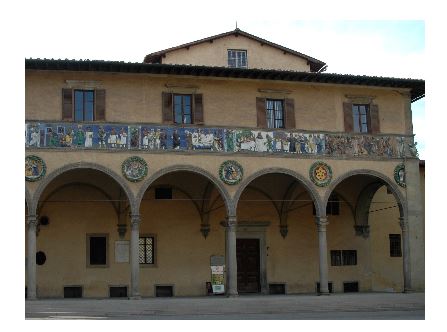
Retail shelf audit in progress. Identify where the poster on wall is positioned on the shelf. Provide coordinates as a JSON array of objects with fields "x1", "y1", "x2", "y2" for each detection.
[{"x1": 210, "y1": 255, "x2": 225, "y2": 294}]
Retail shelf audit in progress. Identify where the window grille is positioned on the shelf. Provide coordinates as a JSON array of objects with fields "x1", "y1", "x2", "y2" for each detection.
[
  {"x1": 389, "y1": 234, "x2": 402, "y2": 257},
  {"x1": 331, "y1": 250, "x2": 357, "y2": 266},
  {"x1": 139, "y1": 236, "x2": 154, "y2": 264}
]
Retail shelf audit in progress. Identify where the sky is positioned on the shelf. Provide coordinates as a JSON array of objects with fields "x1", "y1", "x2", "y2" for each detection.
[{"x1": 5, "y1": 0, "x2": 445, "y2": 327}]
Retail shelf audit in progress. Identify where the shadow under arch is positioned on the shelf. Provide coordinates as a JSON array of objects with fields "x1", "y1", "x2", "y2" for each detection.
[
  {"x1": 135, "y1": 164, "x2": 234, "y2": 216},
  {"x1": 32, "y1": 162, "x2": 137, "y2": 215},
  {"x1": 323, "y1": 169, "x2": 407, "y2": 220},
  {"x1": 233, "y1": 167, "x2": 324, "y2": 217}
]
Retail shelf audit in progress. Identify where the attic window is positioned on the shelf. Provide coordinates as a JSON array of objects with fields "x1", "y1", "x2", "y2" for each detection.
[{"x1": 228, "y1": 50, "x2": 247, "y2": 68}]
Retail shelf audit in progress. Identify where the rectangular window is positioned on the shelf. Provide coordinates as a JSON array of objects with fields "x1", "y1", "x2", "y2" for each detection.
[
  {"x1": 352, "y1": 104, "x2": 369, "y2": 133},
  {"x1": 228, "y1": 49, "x2": 247, "y2": 68},
  {"x1": 173, "y1": 94, "x2": 192, "y2": 124},
  {"x1": 266, "y1": 99, "x2": 284, "y2": 128},
  {"x1": 87, "y1": 234, "x2": 108, "y2": 266},
  {"x1": 139, "y1": 236, "x2": 155, "y2": 265},
  {"x1": 74, "y1": 90, "x2": 95, "y2": 122},
  {"x1": 389, "y1": 234, "x2": 402, "y2": 257},
  {"x1": 331, "y1": 250, "x2": 357, "y2": 266}
]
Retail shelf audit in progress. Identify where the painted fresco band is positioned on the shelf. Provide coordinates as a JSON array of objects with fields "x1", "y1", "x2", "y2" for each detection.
[{"x1": 26, "y1": 122, "x2": 418, "y2": 159}]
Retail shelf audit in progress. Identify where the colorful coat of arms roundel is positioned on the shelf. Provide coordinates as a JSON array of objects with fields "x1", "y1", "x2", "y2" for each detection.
[
  {"x1": 25, "y1": 155, "x2": 46, "y2": 182},
  {"x1": 309, "y1": 161, "x2": 332, "y2": 187},
  {"x1": 219, "y1": 160, "x2": 243, "y2": 185},
  {"x1": 394, "y1": 163, "x2": 406, "y2": 188},
  {"x1": 122, "y1": 156, "x2": 148, "y2": 182}
]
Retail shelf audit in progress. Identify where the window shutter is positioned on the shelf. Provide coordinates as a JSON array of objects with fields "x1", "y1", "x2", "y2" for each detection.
[
  {"x1": 256, "y1": 97, "x2": 266, "y2": 128},
  {"x1": 193, "y1": 94, "x2": 204, "y2": 125},
  {"x1": 343, "y1": 102, "x2": 353, "y2": 132},
  {"x1": 284, "y1": 98, "x2": 296, "y2": 129},
  {"x1": 369, "y1": 104, "x2": 380, "y2": 134},
  {"x1": 95, "y1": 89, "x2": 106, "y2": 121},
  {"x1": 62, "y1": 89, "x2": 73, "y2": 121},
  {"x1": 162, "y1": 92, "x2": 173, "y2": 123}
]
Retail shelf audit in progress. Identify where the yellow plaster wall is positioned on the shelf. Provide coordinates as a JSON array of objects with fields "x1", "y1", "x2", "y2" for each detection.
[
  {"x1": 161, "y1": 34, "x2": 311, "y2": 71},
  {"x1": 25, "y1": 71, "x2": 410, "y2": 134},
  {"x1": 369, "y1": 186, "x2": 403, "y2": 292}
]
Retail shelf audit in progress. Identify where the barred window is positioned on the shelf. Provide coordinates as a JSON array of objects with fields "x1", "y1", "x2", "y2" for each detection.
[
  {"x1": 389, "y1": 234, "x2": 402, "y2": 257},
  {"x1": 331, "y1": 250, "x2": 357, "y2": 266},
  {"x1": 139, "y1": 236, "x2": 155, "y2": 265}
]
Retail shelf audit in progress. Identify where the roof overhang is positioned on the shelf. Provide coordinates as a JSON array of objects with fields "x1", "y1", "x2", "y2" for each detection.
[{"x1": 25, "y1": 58, "x2": 425, "y2": 102}]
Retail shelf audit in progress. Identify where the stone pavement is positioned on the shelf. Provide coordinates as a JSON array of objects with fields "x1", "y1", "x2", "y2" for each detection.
[{"x1": 25, "y1": 292, "x2": 425, "y2": 320}]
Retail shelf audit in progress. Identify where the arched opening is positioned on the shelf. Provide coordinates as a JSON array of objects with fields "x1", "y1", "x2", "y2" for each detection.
[
  {"x1": 30, "y1": 167, "x2": 132, "y2": 298},
  {"x1": 323, "y1": 172, "x2": 406, "y2": 293},
  {"x1": 234, "y1": 169, "x2": 322, "y2": 294},
  {"x1": 136, "y1": 168, "x2": 230, "y2": 297}
]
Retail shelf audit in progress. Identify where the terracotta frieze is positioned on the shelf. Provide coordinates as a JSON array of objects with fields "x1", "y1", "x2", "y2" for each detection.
[{"x1": 25, "y1": 122, "x2": 416, "y2": 159}]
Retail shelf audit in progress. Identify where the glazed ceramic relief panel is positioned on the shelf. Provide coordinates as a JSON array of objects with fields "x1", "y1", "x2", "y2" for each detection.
[{"x1": 25, "y1": 122, "x2": 418, "y2": 159}]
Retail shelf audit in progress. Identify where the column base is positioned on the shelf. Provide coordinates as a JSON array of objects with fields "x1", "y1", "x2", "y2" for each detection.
[
  {"x1": 128, "y1": 295, "x2": 142, "y2": 300},
  {"x1": 318, "y1": 292, "x2": 330, "y2": 296},
  {"x1": 403, "y1": 288, "x2": 414, "y2": 293},
  {"x1": 226, "y1": 290, "x2": 239, "y2": 297}
]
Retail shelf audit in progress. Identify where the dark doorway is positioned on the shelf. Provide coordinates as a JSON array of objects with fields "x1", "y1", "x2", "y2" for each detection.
[{"x1": 237, "y1": 238, "x2": 261, "y2": 293}]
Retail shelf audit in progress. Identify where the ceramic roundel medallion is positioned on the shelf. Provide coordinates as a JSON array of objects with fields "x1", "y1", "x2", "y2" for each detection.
[
  {"x1": 394, "y1": 163, "x2": 406, "y2": 188},
  {"x1": 309, "y1": 161, "x2": 332, "y2": 187},
  {"x1": 219, "y1": 160, "x2": 243, "y2": 185},
  {"x1": 25, "y1": 155, "x2": 46, "y2": 182},
  {"x1": 122, "y1": 156, "x2": 148, "y2": 182}
]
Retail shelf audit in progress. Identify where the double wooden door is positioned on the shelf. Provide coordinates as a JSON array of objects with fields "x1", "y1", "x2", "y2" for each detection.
[{"x1": 236, "y1": 238, "x2": 260, "y2": 293}]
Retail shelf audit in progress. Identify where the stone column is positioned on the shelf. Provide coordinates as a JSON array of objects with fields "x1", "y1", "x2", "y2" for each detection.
[
  {"x1": 403, "y1": 158, "x2": 424, "y2": 290},
  {"x1": 315, "y1": 216, "x2": 330, "y2": 295},
  {"x1": 399, "y1": 217, "x2": 412, "y2": 292},
  {"x1": 130, "y1": 214, "x2": 141, "y2": 299},
  {"x1": 27, "y1": 215, "x2": 38, "y2": 300},
  {"x1": 225, "y1": 216, "x2": 238, "y2": 296}
]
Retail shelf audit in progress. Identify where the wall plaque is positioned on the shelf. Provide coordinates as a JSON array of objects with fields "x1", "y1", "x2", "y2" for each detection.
[{"x1": 115, "y1": 241, "x2": 129, "y2": 263}]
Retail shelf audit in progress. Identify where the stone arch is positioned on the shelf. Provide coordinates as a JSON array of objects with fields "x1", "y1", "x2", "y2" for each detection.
[
  {"x1": 234, "y1": 167, "x2": 325, "y2": 217},
  {"x1": 135, "y1": 164, "x2": 234, "y2": 216},
  {"x1": 32, "y1": 162, "x2": 137, "y2": 215},
  {"x1": 323, "y1": 169, "x2": 407, "y2": 220},
  {"x1": 25, "y1": 186, "x2": 33, "y2": 216}
]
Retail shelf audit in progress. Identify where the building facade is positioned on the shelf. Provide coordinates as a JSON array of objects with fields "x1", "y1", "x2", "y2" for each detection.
[{"x1": 25, "y1": 29, "x2": 425, "y2": 299}]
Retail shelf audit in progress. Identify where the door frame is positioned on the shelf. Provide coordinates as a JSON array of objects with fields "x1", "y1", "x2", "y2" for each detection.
[{"x1": 236, "y1": 221, "x2": 270, "y2": 294}]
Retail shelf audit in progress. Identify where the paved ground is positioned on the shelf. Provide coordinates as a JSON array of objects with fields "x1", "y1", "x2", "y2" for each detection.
[{"x1": 25, "y1": 292, "x2": 424, "y2": 320}]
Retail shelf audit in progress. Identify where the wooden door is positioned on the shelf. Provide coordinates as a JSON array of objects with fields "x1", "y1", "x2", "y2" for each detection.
[{"x1": 236, "y1": 238, "x2": 260, "y2": 293}]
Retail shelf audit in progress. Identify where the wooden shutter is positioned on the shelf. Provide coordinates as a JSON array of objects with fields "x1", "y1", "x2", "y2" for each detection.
[
  {"x1": 256, "y1": 97, "x2": 266, "y2": 128},
  {"x1": 343, "y1": 102, "x2": 353, "y2": 132},
  {"x1": 284, "y1": 98, "x2": 296, "y2": 129},
  {"x1": 162, "y1": 92, "x2": 173, "y2": 123},
  {"x1": 369, "y1": 104, "x2": 380, "y2": 134},
  {"x1": 193, "y1": 94, "x2": 204, "y2": 125},
  {"x1": 62, "y1": 88, "x2": 73, "y2": 121},
  {"x1": 95, "y1": 89, "x2": 106, "y2": 121}
]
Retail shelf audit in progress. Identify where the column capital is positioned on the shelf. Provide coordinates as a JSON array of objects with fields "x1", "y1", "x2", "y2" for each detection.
[
  {"x1": 315, "y1": 216, "x2": 329, "y2": 229},
  {"x1": 130, "y1": 214, "x2": 141, "y2": 228},
  {"x1": 27, "y1": 215, "x2": 38, "y2": 228},
  {"x1": 224, "y1": 216, "x2": 237, "y2": 228},
  {"x1": 399, "y1": 217, "x2": 408, "y2": 232}
]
